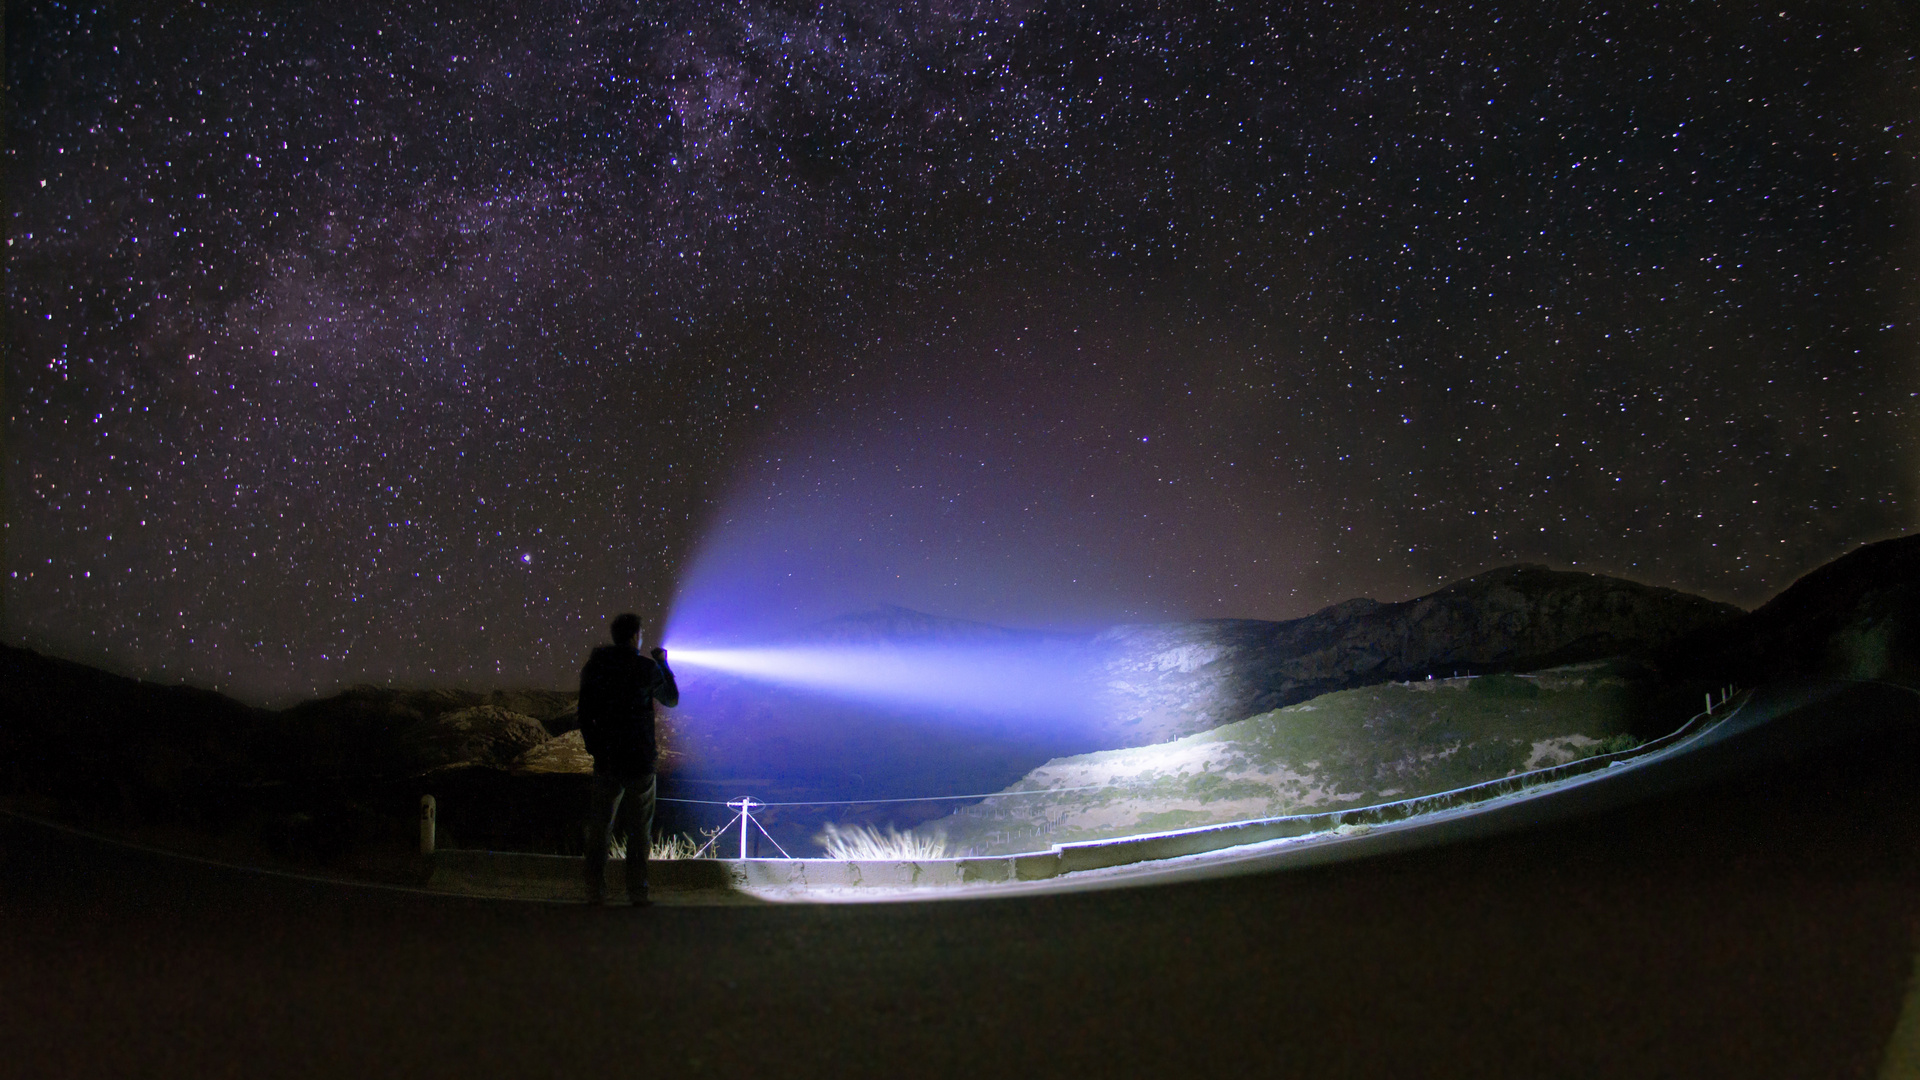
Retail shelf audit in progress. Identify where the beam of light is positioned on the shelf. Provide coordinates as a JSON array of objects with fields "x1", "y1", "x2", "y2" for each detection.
[{"x1": 665, "y1": 642, "x2": 1103, "y2": 728}]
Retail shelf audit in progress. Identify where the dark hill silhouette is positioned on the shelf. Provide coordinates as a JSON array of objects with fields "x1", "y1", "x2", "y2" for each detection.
[
  {"x1": 1641, "y1": 534, "x2": 1920, "y2": 727},
  {"x1": 0, "y1": 647, "x2": 272, "y2": 815},
  {"x1": 1656, "y1": 534, "x2": 1920, "y2": 685}
]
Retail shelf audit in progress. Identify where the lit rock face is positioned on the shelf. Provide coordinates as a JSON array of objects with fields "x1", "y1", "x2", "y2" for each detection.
[
  {"x1": 510, "y1": 726, "x2": 689, "y2": 777},
  {"x1": 540, "y1": 704, "x2": 582, "y2": 736},
  {"x1": 274, "y1": 687, "x2": 555, "y2": 776},
  {"x1": 268, "y1": 686, "x2": 650, "y2": 776},
  {"x1": 399, "y1": 705, "x2": 550, "y2": 772},
  {"x1": 483, "y1": 689, "x2": 577, "y2": 734},
  {"x1": 1091, "y1": 565, "x2": 1745, "y2": 746},
  {"x1": 511, "y1": 729, "x2": 593, "y2": 775}
]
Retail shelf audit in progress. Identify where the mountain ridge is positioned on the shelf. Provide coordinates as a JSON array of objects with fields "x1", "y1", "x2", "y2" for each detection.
[
  {"x1": 1085, "y1": 562, "x2": 1744, "y2": 745},
  {"x1": 12, "y1": 544, "x2": 1914, "y2": 859},
  {"x1": 0, "y1": 560, "x2": 1751, "y2": 794}
]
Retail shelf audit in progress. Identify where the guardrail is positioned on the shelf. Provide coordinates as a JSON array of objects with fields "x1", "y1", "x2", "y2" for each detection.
[{"x1": 1020, "y1": 683, "x2": 1744, "y2": 878}]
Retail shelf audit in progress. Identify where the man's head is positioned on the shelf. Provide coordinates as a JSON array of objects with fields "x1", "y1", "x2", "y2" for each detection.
[{"x1": 610, "y1": 613, "x2": 642, "y2": 648}]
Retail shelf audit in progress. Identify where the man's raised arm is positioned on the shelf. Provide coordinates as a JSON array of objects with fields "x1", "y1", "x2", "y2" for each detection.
[{"x1": 650, "y1": 647, "x2": 680, "y2": 708}]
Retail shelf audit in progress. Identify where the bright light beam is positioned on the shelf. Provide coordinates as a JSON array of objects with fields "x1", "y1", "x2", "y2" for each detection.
[{"x1": 666, "y1": 644, "x2": 1101, "y2": 726}]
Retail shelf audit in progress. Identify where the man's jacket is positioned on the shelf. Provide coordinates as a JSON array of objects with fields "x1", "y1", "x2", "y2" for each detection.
[{"x1": 577, "y1": 645, "x2": 679, "y2": 776}]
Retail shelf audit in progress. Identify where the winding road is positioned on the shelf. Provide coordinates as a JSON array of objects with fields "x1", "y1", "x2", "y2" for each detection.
[{"x1": 4, "y1": 680, "x2": 1918, "y2": 1078}]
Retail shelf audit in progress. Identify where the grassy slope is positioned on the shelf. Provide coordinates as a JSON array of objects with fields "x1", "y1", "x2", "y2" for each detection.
[{"x1": 928, "y1": 662, "x2": 1642, "y2": 856}]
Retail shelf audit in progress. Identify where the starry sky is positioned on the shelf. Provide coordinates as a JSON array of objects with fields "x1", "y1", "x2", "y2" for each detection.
[{"x1": 8, "y1": 2, "x2": 1918, "y2": 704}]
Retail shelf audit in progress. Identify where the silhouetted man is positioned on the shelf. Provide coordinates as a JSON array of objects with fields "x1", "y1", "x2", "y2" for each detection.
[{"x1": 578, "y1": 612, "x2": 679, "y2": 906}]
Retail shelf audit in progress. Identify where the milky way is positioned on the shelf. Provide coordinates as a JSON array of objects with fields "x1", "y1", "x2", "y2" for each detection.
[{"x1": 8, "y1": 3, "x2": 1917, "y2": 702}]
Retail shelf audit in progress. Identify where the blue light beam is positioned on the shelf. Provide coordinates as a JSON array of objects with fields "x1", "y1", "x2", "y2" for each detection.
[{"x1": 666, "y1": 642, "x2": 1103, "y2": 728}]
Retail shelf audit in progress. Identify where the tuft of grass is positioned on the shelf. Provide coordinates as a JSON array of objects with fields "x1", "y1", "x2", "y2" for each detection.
[
  {"x1": 814, "y1": 822, "x2": 952, "y2": 861},
  {"x1": 606, "y1": 829, "x2": 719, "y2": 861},
  {"x1": 649, "y1": 832, "x2": 707, "y2": 860},
  {"x1": 1594, "y1": 732, "x2": 1641, "y2": 756}
]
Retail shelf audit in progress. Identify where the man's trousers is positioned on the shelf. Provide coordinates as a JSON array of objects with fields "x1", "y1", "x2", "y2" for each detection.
[{"x1": 584, "y1": 771, "x2": 655, "y2": 902}]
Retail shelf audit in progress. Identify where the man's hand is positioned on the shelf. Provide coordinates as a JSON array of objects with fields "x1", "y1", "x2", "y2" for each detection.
[{"x1": 651, "y1": 647, "x2": 668, "y2": 663}]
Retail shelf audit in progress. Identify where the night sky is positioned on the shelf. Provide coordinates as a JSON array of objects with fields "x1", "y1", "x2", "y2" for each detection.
[{"x1": 8, "y1": 2, "x2": 1917, "y2": 704}]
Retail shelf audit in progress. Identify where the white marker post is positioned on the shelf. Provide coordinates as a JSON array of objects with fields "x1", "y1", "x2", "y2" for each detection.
[{"x1": 420, "y1": 794, "x2": 437, "y2": 855}]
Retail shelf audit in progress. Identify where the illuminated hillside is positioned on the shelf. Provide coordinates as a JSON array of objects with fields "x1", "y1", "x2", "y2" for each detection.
[{"x1": 928, "y1": 663, "x2": 1644, "y2": 856}]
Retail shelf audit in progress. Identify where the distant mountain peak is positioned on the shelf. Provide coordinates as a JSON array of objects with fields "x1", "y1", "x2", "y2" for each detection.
[
  {"x1": 1310, "y1": 596, "x2": 1385, "y2": 620},
  {"x1": 789, "y1": 605, "x2": 1051, "y2": 646}
]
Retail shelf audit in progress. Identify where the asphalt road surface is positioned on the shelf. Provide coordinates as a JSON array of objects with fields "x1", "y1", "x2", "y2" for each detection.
[{"x1": 4, "y1": 696, "x2": 1918, "y2": 1079}]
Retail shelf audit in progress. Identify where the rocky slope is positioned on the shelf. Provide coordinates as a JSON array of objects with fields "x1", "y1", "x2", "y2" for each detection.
[
  {"x1": 273, "y1": 687, "x2": 566, "y2": 778},
  {"x1": 0, "y1": 656, "x2": 704, "y2": 791},
  {"x1": 0, "y1": 654, "x2": 703, "y2": 858}
]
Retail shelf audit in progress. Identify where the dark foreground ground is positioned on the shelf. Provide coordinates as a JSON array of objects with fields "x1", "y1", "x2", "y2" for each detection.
[{"x1": 4, "y1": 711, "x2": 1918, "y2": 1079}]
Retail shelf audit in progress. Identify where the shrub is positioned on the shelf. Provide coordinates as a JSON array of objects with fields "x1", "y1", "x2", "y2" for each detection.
[{"x1": 814, "y1": 822, "x2": 952, "y2": 861}]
